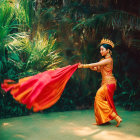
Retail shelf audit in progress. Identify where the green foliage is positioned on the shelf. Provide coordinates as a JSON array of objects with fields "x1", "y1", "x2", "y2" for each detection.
[
  {"x1": 0, "y1": 0, "x2": 63, "y2": 118},
  {"x1": 7, "y1": 32, "x2": 63, "y2": 78},
  {"x1": 0, "y1": 0, "x2": 14, "y2": 56},
  {"x1": 14, "y1": 0, "x2": 35, "y2": 30},
  {"x1": 0, "y1": 0, "x2": 140, "y2": 119},
  {"x1": 73, "y1": 10, "x2": 140, "y2": 31},
  {"x1": 113, "y1": 52, "x2": 140, "y2": 110},
  {"x1": 0, "y1": 92, "x2": 31, "y2": 119}
]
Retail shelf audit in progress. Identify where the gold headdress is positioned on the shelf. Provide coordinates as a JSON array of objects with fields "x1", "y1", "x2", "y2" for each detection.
[{"x1": 100, "y1": 38, "x2": 114, "y2": 48}]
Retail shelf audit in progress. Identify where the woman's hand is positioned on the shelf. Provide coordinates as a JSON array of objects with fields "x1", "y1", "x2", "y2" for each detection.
[{"x1": 78, "y1": 63, "x2": 83, "y2": 68}]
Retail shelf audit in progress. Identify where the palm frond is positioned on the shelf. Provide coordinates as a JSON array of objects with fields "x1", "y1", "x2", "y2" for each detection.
[
  {"x1": 7, "y1": 31, "x2": 63, "y2": 78},
  {"x1": 73, "y1": 10, "x2": 140, "y2": 32}
]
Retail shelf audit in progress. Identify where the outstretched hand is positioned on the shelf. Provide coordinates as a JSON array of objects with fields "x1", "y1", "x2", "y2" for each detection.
[{"x1": 78, "y1": 63, "x2": 83, "y2": 68}]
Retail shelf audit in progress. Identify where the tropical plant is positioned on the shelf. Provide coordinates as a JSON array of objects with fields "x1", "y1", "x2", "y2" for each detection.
[
  {"x1": 0, "y1": 0, "x2": 63, "y2": 118},
  {"x1": 0, "y1": 0, "x2": 15, "y2": 82},
  {"x1": 7, "y1": 32, "x2": 63, "y2": 78}
]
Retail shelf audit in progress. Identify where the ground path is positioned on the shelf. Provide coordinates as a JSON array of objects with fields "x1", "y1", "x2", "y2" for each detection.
[{"x1": 0, "y1": 107, "x2": 140, "y2": 140}]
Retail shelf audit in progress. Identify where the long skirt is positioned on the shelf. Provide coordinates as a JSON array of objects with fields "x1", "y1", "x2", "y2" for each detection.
[{"x1": 94, "y1": 83, "x2": 117, "y2": 125}]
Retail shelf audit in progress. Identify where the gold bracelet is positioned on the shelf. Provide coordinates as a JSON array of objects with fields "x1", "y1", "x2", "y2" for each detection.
[{"x1": 83, "y1": 64, "x2": 89, "y2": 68}]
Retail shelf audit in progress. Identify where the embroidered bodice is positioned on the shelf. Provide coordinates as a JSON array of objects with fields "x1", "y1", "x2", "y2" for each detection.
[{"x1": 100, "y1": 58, "x2": 116, "y2": 85}]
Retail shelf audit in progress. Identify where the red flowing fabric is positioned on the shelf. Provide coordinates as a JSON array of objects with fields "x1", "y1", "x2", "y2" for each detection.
[
  {"x1": 1, "y1": 64, "x2": 79, "y2": 112},
  {"x1": 106, "y1": 84, "x2": 118, "y2": 115}
]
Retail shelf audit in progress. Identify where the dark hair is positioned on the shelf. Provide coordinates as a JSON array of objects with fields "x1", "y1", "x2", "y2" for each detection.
[{"x1": 101, "y1": 44, "x2": 112, "y2": 51}]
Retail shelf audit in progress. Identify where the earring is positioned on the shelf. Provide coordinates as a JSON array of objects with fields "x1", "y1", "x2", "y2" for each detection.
[{"x1": 109, "y1": 50, "x2": 112, "y2": 55}]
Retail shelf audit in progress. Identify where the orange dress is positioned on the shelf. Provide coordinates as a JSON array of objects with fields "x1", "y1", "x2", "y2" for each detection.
[{"x1": 94, "y1": 58, "x2": 118, "y2": 125}]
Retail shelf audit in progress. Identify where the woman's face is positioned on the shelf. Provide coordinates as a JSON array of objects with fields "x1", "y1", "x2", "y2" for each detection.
[{"x1": 100, "y1": 46, "x2": 108, "y2": 56}]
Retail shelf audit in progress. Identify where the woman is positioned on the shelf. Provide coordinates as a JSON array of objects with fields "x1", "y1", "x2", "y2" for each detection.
[{"x1": 78, "y1": 38, "x2": 122, "y2": 127}]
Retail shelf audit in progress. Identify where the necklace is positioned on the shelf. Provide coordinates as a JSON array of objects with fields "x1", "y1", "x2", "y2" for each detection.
[{"x1": 105, "y1": 53, "x2": 111, "y2": 59}]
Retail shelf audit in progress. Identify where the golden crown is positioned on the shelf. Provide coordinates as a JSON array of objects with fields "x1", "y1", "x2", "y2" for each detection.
[{"x1": 100, "y1": 38, "x2": 114, "y2": 48}]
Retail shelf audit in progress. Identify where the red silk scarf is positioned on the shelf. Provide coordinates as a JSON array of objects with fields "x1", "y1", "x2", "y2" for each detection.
[{"x1": 1, "y1": 64, "x2": 79, "y2": 112}]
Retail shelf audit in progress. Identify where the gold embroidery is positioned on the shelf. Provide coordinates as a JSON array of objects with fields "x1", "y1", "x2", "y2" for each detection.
[{"x1": 100, "y1": 58, "x2": 116, "y2": 85}]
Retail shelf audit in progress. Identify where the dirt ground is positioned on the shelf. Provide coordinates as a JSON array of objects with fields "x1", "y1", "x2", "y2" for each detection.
[{"x1": 0, "y1": 107, "x2": 140, "y2": 140}]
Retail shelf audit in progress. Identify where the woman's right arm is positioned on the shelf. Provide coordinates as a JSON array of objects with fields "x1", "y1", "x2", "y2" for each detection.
[{"x1": 78, "y1": 58, "x2": 111, "y2": 68}]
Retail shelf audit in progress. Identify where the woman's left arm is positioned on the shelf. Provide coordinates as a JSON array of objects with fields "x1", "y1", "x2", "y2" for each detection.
[{"x1": 78, "y1": 59, "x2": 111, "y2": 68}]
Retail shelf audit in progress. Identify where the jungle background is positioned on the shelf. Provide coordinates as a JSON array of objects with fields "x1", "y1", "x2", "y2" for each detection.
[{"x1": 0, "y1": 0, "x2": 140, "y2": 119}]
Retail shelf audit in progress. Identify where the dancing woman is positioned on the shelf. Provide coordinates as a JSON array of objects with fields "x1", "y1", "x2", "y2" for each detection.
[
  {"x1": 78, "y1": 39, "x2": 122, "y2": 127},
  {"x1": 1, "y1": 38, "x2": 122, "y2": 127}
]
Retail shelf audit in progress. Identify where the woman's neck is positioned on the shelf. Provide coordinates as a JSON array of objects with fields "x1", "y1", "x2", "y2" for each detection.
[{"x1": 105, "y1": 53, "x2": 111, "y2": 59}]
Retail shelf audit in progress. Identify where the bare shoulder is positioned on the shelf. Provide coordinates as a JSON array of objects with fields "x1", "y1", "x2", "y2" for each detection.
[
  {"x1": 104, "y1": 58, "x2": 113, "y2": 65},
  {"x1": 107, "y1": 58, "x2": 113, "y2": 62},
  {"x1": 106, "y1": 58, "x2": 113, "y2": 65}
]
